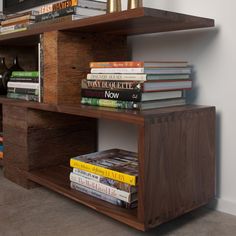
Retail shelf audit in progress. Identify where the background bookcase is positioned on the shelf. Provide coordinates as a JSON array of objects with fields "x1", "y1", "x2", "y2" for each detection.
[{"x1": 0, "y1": 7, "x2": 215, "y2": 231}]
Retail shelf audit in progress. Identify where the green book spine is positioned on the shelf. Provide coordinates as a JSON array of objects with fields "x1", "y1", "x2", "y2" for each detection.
[
  {"x1": 11, "y1": 71, "x2": 39, "y2": 77},
  {"x1": 81, "y1": 97, "x2": 136, "y2": 109}
]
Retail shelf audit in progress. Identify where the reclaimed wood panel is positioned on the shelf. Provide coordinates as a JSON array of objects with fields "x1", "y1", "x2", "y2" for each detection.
[{"x1": 43, "y1": 31, "x2": 128, "y2": 104}]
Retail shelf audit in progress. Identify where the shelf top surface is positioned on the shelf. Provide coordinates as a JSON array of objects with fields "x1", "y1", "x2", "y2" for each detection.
[
  {"x1": 0, "y1": 7, "x2": 214, "y2": 44},
  {"x1": 0, "y1": 96, "x2": 214, "y2": 125}
]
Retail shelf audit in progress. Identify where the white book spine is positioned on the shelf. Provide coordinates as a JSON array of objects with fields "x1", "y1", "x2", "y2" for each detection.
[
  {"x1": 73, "y1": 168, "x2": 101, "y2": 182},
  {"x1": 91, "y1": 68, "x2": 145, "y2": 74},
  {"x1": 87, "y1": 73, "x2": 146, "y2": 81},
  {"x1": 70, "y1": 181, "x2": 129, "y2": 207},
  {"x1": 69, "y1": 172, "x2": 131, "y2": 203},
  {"x1": 7, "y1": 82, "x2": 40, "y2": 89}
]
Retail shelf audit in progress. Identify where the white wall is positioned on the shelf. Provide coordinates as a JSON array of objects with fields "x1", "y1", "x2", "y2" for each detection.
[{"x1": 100, "y1": 0, "x2": 236, "y2": 216}]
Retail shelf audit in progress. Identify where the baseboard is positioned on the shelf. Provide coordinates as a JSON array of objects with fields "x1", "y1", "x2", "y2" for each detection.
[{"x1": 207, "y1": 198, "x2": 236, "y2": 216}]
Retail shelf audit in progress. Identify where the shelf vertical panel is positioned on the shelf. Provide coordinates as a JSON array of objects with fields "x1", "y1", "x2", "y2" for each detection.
[
  {"x1": 43, "y1": 31, "x2": 129, "y2": 105},
  {"x1": 141, "y1": 107, "x2": 215, "y2": 230}
]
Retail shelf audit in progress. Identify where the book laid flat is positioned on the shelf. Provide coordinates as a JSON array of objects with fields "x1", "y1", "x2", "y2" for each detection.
[
  {"x1": 81, "y1": 97, "x2": 186, "y2": 110},
  {"x1": 70, "y1": 181, "x2": 137, "y2": 208},
  {"x1": 70, "y1": 149, "x2": 138, "y2": 186},
  {"x1": 90, "y1": 67, "x2": 192, "y2": 74},
  {"x1": 81, "y1": 88, "x2": 183, "y2": 102},
  {"x1": 70, "y1": 172, "x2": 136, "y2": 203},
  {"x1": 86, "y1": 74, "x2": 190, "y2": 81},
  {"x1": 90, "y1": 61, "x2": 188, "y2": 68}
]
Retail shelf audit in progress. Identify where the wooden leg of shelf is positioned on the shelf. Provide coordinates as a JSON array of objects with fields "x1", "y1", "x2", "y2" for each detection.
[{"x1": 140, "y1": 107, "x2": 215, "y2": 230}]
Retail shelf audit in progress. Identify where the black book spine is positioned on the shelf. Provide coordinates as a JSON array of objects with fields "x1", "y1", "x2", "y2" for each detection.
[
  {"x1": 35, "y1": 6, "x2": 77, "y2": 22},
  {"x1": 81, "y1": 88, "x2": 142, "y2": 102},
  {"x1": 7, "y1": 87, "x2": 38, "y2": 95},
  {"x1": 9, "y1": 77, "x2": 39, "y2": 83}
]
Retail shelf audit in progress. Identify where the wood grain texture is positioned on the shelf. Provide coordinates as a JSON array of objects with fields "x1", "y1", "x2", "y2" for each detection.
[
  {"x1": 43, "y1": 31, "x2": 128, "y2": 104},
  {"x1": 27, "y1": 165, "x2": 144, "y2": 231},
  {"x1": 141, "y1": 107, "x2": 215, "y2": 230},
  {"x1": 0, "y1": 7, "x2": 214, "y2": 44}
]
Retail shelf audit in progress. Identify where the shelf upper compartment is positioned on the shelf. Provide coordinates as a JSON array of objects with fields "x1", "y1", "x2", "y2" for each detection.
[{"x1": 0, "y1": 7, "x2": 214, "y2": 44}]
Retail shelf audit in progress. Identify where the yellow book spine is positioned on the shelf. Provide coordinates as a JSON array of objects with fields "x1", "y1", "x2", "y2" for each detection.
[{"x1": 70, "y1": 159, "x2": 136, "y2": 186}]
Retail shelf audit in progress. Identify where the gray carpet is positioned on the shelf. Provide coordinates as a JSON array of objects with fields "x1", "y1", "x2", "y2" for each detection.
[{"x1": 1, "y1": 168, "x2": 236, "y2": 236}]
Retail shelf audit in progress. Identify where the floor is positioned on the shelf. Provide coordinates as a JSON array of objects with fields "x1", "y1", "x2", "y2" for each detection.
[{"x1": 1, "y1": 168, "x2": 236, "y2": 236}]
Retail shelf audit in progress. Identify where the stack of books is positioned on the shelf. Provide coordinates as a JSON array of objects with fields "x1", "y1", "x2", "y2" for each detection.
[
  {"x1": 70, "y1": 149, "x2": 138, "y2": 209},
  {"x1": 81, "y1": 61, "x2": 192, "y2": 110},
  {"x1": 7, "y1": 71, "x2": 41, "y2": 102},
  {"x1": 0, "y1": 10, "x2": 38, "y2": 35},
  {"x1": 31, "y1": 0, "x2": 106, "y2": 27},
  {"x1": 0, "y1": 132, "x2": 3, "y2": 160}
]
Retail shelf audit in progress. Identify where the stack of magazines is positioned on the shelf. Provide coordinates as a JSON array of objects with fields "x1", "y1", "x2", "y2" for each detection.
[{"x1": 70, "y1": 149, "x2": 138, "y2": 208}]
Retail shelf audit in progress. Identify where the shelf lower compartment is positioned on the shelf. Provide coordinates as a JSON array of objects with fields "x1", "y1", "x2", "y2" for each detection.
[{"x1": 27, "y1": 165, "x2": 144, "y2": 231}]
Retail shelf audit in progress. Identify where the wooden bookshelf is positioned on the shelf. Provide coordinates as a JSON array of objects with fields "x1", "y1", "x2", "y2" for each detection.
[{"x1": 0, "y1": 7, "x2": 216, "y2": 231}]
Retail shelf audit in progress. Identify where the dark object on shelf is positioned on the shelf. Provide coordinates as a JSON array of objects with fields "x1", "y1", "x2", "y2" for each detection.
[
  {"x1": 3, "y1": 0, "x2": 56, "y2": 14},
  {"x1": 1, "y1": 56, "x2": 24, "y2": 95},
  {"x1": 0, "y1": 57, "x2": 8, "y2": 95}
]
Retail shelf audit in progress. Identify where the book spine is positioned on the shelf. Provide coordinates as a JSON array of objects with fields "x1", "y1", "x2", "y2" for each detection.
[
  {"x1": 82, "y1": 79, "x2": 142, "y2": 90},
  {"x1": 91, "y1": 68, "x2": 145, "y2": 74},
  {"x1": 81, "y1": 97, "x2": 137, "y2": 110},
  {"x1": 52, "y1": 0, "x2": 78, "y2": 11},
  {"x1": 90, "y1": 61, "x2": 144, "y2": 68},
  {"x1": 69, "y1": 172, "x2": 132, "y2": 203},
  {"x1": 7, "y1": 93, "x2": 39, "y2": 102},
  {"x1": 35, "y1": 6, "x2": 77, "y2": 22},
  {"x1": 87, "y1": 73, "x2": 146, "y2": 81},
  {"x1": 73, "y1": 168, "x2": 137, "y2": 193},
  {"x1": 9, "y1": 77, "x2": 39, "y2": 83},
  {"x1": 70, "y1": 157, "x2": 137, "y2": 186},
  {"x1": 7, "y1": 82, "x2": 39, "y2": 89},
  {"x1": 81, "y1": 88, "x2": 142, "y2": 102},
  {"x1": 0, "y1": 28, "x2": 27, "y2": 35},
  {"x1": 70, "y1": 181, "x2": 137, "y2": 208},
  {"x1": 7, "y1": 87, "x2": 39, "y2": 95},
  {"x1": 1, "y1": 15, "x2": 35, "y2": 26},
  {"x1": 11, "y1": 71, "x2": 39, "y2": 77},
  {"x1": 1, "y1": 23, "x2": 30, "y2": 33},
  {"x1": 28, "y1": 15, "x2": 72, "y2": 30}
]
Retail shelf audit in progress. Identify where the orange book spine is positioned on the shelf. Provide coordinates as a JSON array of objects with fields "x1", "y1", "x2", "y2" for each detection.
[{"x1": 90, "y1": 61, "x2": 144, "y2": 68}]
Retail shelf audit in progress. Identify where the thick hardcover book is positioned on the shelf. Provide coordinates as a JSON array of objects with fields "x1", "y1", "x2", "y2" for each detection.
[
  {"x1": 1, "y1": 15, "x2": 36, "y2": 26},
  {"x1": 70, "y1": 172, "x2": 136, "y2": 203},
  {"x1": 70, "y1": 149, "x2": 138, "y2": 186},
  {"x1": 81, "y1": 97, "x2": 136, "y2": 109},
  {"x1": 7, "y1": 93, "x2": 39, "y2": 102},
  {"x1": 0, "y1": 23, "x2": 30, "y2": 33},
  {"x1": 91, "y1": 67, "x2": 192, "y2": 74},
  {"x1": 81, "y1": 88, "x2": 183, "y2": 102},
  {"x1": 7, "y1": 82, "x2": 39, "y2": 89},
  {"x1": 90, "y1": 61, "x2": 188, "y2": 68},
  {"x1": 11, "y1": 71, "x2": 39, "y2": 77},
  {"x1": 70, "y1": 181, "x2": 137, "y2": 209},
  {"x1": 81, "y1": 97, "x2": 186, "y2": 110},
  {"x1": 7, "y1": 87, "x2": 39, "y2": 96},
  {"x1": 73, "y1": 168, "x2": 137, "y2": 193},
  {"x1": 87, "y1": 74, "x2": 146, "y2": 81},
  {"x1": 52, "y1": 0, "x2": 78, "y2": 11}
]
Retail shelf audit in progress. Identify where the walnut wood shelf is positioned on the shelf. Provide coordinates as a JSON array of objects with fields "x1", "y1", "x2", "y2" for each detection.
[
  {"x1": 0, "y1": 7, "x2": 214, "y2": 45},
  {"x1": 27, "y1": 165, "x2": 142, "y2": 230},
  {"x1": 0, "y1": 7, "x2": 216, "y2": 231}
]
